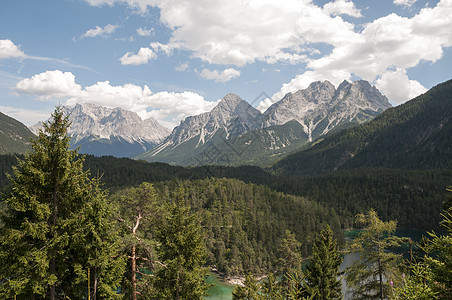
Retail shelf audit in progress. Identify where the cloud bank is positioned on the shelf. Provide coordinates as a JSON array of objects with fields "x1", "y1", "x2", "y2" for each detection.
[{"x1": 15, "y1": 70, "x2": 218, "y2": 128}]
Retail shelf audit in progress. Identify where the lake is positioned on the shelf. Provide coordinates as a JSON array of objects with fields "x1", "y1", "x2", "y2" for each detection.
[{"x1": 205, "y1": 228, "x2": 429, "y2": 299}]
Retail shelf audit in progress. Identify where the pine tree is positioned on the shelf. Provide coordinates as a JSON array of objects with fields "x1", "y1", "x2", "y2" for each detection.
[
  {"x1": 0, "y1": 107, "x2": 124, "y2": 299},
  {"x1": 115, "y1": 182, "x2": 161, "y2": 299},
  {"x1": 305, "y1": 225, "x2": 343, "y2": 299},
  {"x1": 346, "y1": 209, "x2": 403, "y2": 300},
  {"x1": 232, "y1": 274, "x2": 260, "y2": 300},
  {"x1": 153, "y1": 186, "x2": 210, "y2": 299}
]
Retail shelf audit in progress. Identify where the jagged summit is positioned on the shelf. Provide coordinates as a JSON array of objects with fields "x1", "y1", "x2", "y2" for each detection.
[
  {"x1": 30, "y1": 103, "x2": 170, "y2": 157},
  {"x1": 138, "y1": 79, "x2": 391, "y2": 165},
  {"x1": 263, "y1": 80, "x2": 391, "y2": 141}
]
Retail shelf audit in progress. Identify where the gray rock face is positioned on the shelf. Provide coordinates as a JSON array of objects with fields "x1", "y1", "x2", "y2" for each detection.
[
  {"x1": 151, "y1": 93, "x2": 263, "y2": 155},
  {"x1": 263, "y1": 80, "x2": 391, "y2": 141},
  {"x1": 30, "y1": 103, "x2": 170, "y2": 157}
]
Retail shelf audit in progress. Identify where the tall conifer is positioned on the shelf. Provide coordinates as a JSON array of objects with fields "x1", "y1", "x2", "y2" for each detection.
[
  {"x1": 0, "y1": 107, "x2": 124, "y2": 299},
  {"x1": 305, "y1": 225, "x2": 343, "y2": 299}
]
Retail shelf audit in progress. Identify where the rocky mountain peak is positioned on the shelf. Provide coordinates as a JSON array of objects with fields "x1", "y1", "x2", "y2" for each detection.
[
  {"x1": 263, "y1": 79, "x2": 391, "y2": 141},
  {"x1": 30, "y1": 103, "x2": 170, "y2": 157}
]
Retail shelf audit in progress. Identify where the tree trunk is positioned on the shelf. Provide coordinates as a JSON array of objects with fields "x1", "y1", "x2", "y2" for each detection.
[
  {"x1": 132, "y1": 243, "x2": 137, "y2": 300},
  {"x1": 93, "y1": 267, "x2": 98, "y2": 300}
]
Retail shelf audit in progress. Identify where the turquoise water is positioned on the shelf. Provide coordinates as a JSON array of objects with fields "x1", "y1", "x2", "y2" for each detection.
[
  {"x1": 206, "y1": 273, "x2": 234, "y2": 300},
  {"x1": 205, "y1": 228, "x2": 429, "y2": 299}
]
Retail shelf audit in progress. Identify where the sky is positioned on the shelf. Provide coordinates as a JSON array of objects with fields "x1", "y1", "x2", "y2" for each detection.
[{"x1": 0, "y1": 0, "x2": 451, "y2": 129}]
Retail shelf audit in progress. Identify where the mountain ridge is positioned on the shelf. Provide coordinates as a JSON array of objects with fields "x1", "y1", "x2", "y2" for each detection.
[
  {"x1": 0, "y1": 111, "x2": 35, "y2": 155},
  {"x1": 138, "y1": 79, "x2": 391, "y2": 166},
  {"x1": 272, "y1": 79, "x2": 452, "y2": 175},
  {"x1": 30, "y1": 103, "x2": 170, "y2": 158}
]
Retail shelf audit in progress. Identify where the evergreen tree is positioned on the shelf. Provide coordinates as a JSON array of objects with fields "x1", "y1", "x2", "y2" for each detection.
[
  {"x1": 115, "y1": 182, "x2": 161, "y2": 300},
  {"x1": 346, "y1": 209, "x2": 403, "y2": 300},
  {"x1": 0, "y1": 107, "x2": 124, "y2": 299},
  {"x1": 153, "y1": 186, "x2": 209, "y2": 299},
  {"x1": 305, "y1": 225, "x2": 343, "y2": 299},
  {"x1": 232, "y1": 274, "x2": 260, "y2": 300}
]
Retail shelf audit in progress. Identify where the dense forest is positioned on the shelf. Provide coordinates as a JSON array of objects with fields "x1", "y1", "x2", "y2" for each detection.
[
  {"x1": 1, "y1": 153, "x2": 449, "y2": 232},
  {"x1": 148, "y1": 178, "x2": 342, "y2": 275}
]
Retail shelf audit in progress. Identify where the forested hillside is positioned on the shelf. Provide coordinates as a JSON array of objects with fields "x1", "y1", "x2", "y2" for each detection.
[
  {"x1": 0, "y1": 111, "x2": 34, "y2": 155},
  {"x1": 273, "y1": 79, "x2": 452, "y2": 176},
  {"x1": 271, "y1": 168, "x2": 451, "y2": 230},
  {"x1": 112, "y1": 178, "x2": 342, "y2": 277},
  {"x1": 1, "y1": 154, "x2": 448, "y2": 231}
]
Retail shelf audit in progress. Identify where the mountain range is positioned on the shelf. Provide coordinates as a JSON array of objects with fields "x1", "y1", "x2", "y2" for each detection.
[
  {"x1": 30, "y1": 103, "x2": 170, "y2": 158},
  {"x1": 273, "y1": 79, "x2": 452, "y2": 175},
  {"x1": 137, "y1": 79, "x2": 391, "y2": 166}
]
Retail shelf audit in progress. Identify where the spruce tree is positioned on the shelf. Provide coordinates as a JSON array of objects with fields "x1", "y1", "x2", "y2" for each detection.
[
  {"x1": 305, "y1": 225, "x2": 343, "y2": 299},
  {"x1": 153, "y1": 186, "x2": 209, "y2": 299},
  {"x1": 0, "y1": 106, "x2": 124, "y2": 299},
  {"x1": 346, "y1": 209, "x2": 403, "y2": 300}
]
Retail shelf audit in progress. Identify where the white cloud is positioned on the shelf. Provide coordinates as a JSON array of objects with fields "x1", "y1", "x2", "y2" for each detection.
[
  {"x1": 257, "y1": 69, "x2": 351, "y2": 111},
  {"x1": 119, "y1": 47, "x2": 157, "y2": 65},
  {"x1": 323, "y1": 0, "x2": 363, "y2": 18},
  {"x1": 83, "y1": 0, "x2": 358, "y2": 66},
  {"x1": 175, "y1": 62, "x2": 189, "y2": 71},
  {"x1": 375, "y1": 68, "x2": 427, "y2": 104},
  {"x1": 137, "y1": 27, "x2": 154, "y2": 36},
  {"x1": 394, "y1": 0, "x2": 417, "y2": 7},
  {"x1": 0, "y1": 105, "x2": 51, "y2": 127},
  {"x1": 267, "y1": 0, "x2": 452, "y2": 107},
  {"x1": 15, "y1": 70, "x2": 82, "y2": 100},
  {"x1": 200, "y1": 68, "x2": 240, "y2": 82},
  {"x1": 82, "y1": 24, "x2": 119, "y2": 38},
  {"x1": 15, "y1": 70, "x2": 218, "y2": 128},
  {"x1": 83, "y1": 0, "x2": 154, "y2": 13},
  {"x1": 150, "y1": 42, "x2": 173, "y2": 56},
  {"x1": 0, "y1": 39, "x2": 26, "y2": 59}
]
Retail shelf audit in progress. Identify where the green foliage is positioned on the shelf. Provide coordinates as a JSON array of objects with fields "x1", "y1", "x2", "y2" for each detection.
[
  {"x1": 390, "y1": 263, "x2": 439, "y2": 300},
  {"x1": 346, "y1": 209, "x2": 403, "y2": 300},
  {"x1": 152, "y1": 178, "x2": 342, "y2": 276},
  {"x1": 153, "y1": 186, "x2": 210, "y2": 299},
  {"x1": 232, "y1": 274, "x2": 260, "y2": 300},
  {"x1": 0, "y1": 107, "x2": 124, "y2": 299},
  {"x1": 271, "y1": 168, "x2": 451, "y2": 230},
  {"x1": 305, "y1": 225, "x2": 343, "y2": 299},
  {"x1": 278, "y1": 230, "x2": 302, "y2": 277},
  {"x1": 113, "y1": 182, "x2": 161, "y2": 299}
]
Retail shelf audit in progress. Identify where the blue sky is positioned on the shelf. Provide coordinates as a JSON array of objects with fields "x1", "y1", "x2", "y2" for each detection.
[{"x1": 0, "y1": 0, "x2": 451, "y2": 129}]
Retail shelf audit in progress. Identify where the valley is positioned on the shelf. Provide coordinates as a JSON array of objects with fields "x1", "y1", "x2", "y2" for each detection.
[{"x1": 0, "y1": 79, "x2": 451, "y2": 299}]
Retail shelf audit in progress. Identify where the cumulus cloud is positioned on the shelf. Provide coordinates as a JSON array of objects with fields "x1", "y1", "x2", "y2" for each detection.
[
  {"x1": 200, "y1": 68, "x2": 241, "y2": 82},
  {"x1": 119, "y1": 47, "x2": 157, "y2": 65},
  {"x1": 150, "y1": 42, "x2": 173, "y2": 56},
  {"x1": 323, "y1": 0, "x2": 363, "y2": 18},
  {"x1": 83, "y1": 0, "x2": 451, "y2": 107},
  {"x1": 0, "y1": 39, "x2": 26, "y2": 59},
  {"x1": 137, "y1": 27, "x2": 154, "y2": 36},
  {"x1": 82, "y1": 24, "x2": 119, "y2": 38},
  {"x1": 15, "y1": 70, "x2": 82, "y2": 100},
  {"x1": 375, "y1": 68, "x2": 427, "y2": 104},
  {"x1": 15, "y1": 70, "x2": 218, "y2": 128},
  {"x1": 394, "y1": 0, "x2": 417, "y2": 7},
  {"x1": 264, "y1": 0, "x2": 452, "y2": 108}
]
